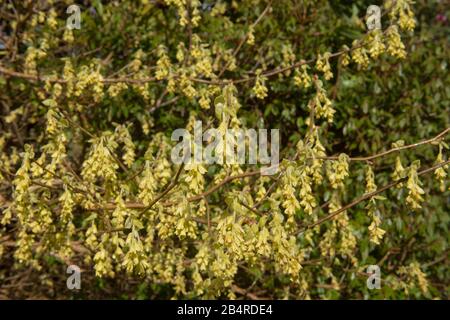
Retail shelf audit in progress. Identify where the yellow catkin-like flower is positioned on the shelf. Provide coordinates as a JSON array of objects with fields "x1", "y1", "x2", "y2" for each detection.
[
  {"x1": 341, "y1": 46, "x2": 350, "y2": 66},
  {"x1": 367, "y1": 201, "x2": 385, "y2": 245},
  {"x1": 269, "y1": 213, "x2": 302, "y2": 280},
  {"x1": 367, "y1": 29, "x2": 386, "y2": 59},
  {"x1": 115, "y1": 125, "x2": 135, "y2": 168},
  {"x1": 252, "y1": 74, "x2": 268, "y2": 99},
  {"x1": 94, "y1": 234, "x2": 115, "y2": 278},
  {"x1": 63, "y1": 29, "x2": 74, "y2": 43},
  {"x1": 311, "y1": 80, "x2": 335, "y2": 123},
  {"x1": 179, "y1": 73, "x2": 197, "y2": 99},
  {"x1": 111, "y1": 193, "x2": 127, "y2": 229},
  {"x1": 294, "y1": 63, "x2": 312, "y2": 89},
  {"x1": 210, "y1": 2, "x2": 227, "y2": 17},
  {"x1": 327, "y1": 154, "x2": 349, "y2": 189},
  {"x1": 155, "y1": 46, "x2": 171, "y2": 80},
  {"x1": 351, "y1": 40, "x2": 369, "y2": 69},
  {"x1": 123, "y1": 229, "x2": 150, "y2": 275},
  {"x1": 107, "y1": 82, "x2": 128, "y2": 98},
  {"x1": 397, "y1": 261, "x2": 429, "y2": 295},
  {"x1": 85, "y1": 222, "x2": 98, "y2": 250},
  {"x1": 365, "y1": 165, "x2": 386, "y2": 246},
  {"x1": 281, "y1": 44, "x2": 296, "y2": 75},
  {"x1": 73, "y1": 63, "x2": 104, "y2": 101},
  {"x1": 386, "y1": 0, "x2": 416, "y2": 31},
  {"x1": 222, "y1": 50, "x2": 237, "y2": 72},
  {"x1": 280, "y1": 164, "x2": 300, "y2": 224},
  {"x1": 392, "y1": 155, "x2": 406, "y2": 188},
  {"x1": 198, "y1": 89, "x2": 211, "y2": 109},
  {"x1": 406, "y1": 161, "x2": 424, "y2": 210},
  {"x1": 24, "y1": 47, "x2": 46, "y2": 74},
  {"x1": 130, "y1": 49, "x2": 144, "y2": 72},
  {"x1": 81, "y1": 134, "x2": 119, "y2": 183},
  {"x1": 46, "y1": 9, "x2": 58, "y2": 30},
  {"x1": 184, "y1": 163, "x2": 207, "y2": 195},
  {"x1": 398, "y1": 9, "x2": 416, "y2": 32},
  {"x1": 138, "y1": 161, "x2": 157, "y2": 206},
  {"x1": 409, "y1": 261, "x2": 429, "y2": 294},
  {"x1": 386, "y1": 25, "x2": 406, "y2": 59},
  {"x1": 62, "y1": 59, "x2": 75, "y2": 96},
  {"x1": 298, "y1": 172, "x2": 316, "y2": 215},
  {"x1": 311, "y1": 133, "x2": 326, "y2": 185},
  {"x1": 173, "y1": 199, "x2": 198, "y2": 239},
  {"x1": 247, "y1": 26, "x2": 255, "y2": 46},
  {"x1": 176, "y1": 42, "x2": 185, "y2": 63},
  {"x1": 365, "y1": 165, "x2": 377, "y2": 193},
  {"x1": 164, "y1": 0, "x2": 201, "y2": 27},
  {"x1": 216, "y1": 215, "x2": 245, "y2": 259},
  {"x1": 192, "y1": 42, "x2": 214, "y2": 78}
]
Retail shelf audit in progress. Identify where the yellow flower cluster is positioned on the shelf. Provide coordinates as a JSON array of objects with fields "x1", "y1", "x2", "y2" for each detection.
[
  {"x1": 326, "y1": 154, "x2": 349, "y2": 189},
  {"x1": 365, "y1": 165, "x2": 377, "y2": 193},
  {"x1": 138, "y1": 161, "x2": 157, "y2": 206},
  {"x1": 281, "y1": 44, "x2": 296, "y2": 76},
  {"x1": 107, "y1": 82, "x2": 128, "y2": 98},
  {"x1": 311, "y1": 80, "x2": 335, "y2": 123},
  {"x1": 81, "y1": 134, "x2": 119, "y2": 184},
  {"x1": 198, "y1": 89, "x2": 211, "y2": 109},
  {"x1": 24, "y1": 45, "x2": 47, "y2": 74},
  {"x1": 298, "y1": 173, "x2": 316, "y2": 216},
  {"x1": 434, "y1": 144, "x2": 448, "y2": 192},
  {"x1": 123, "y1": 230, "x2": 150, "y2": 275},
  {"x1": 386, "y1": 0, "x2": 416, "y2": 31},
  {"x1": 396, "y1": 261, "x2": 429, "y2": 295},
  {"x1": 269, "y1": 213, "x2": 302, "y2": 280},
  {"x1": 130, "y1": 49, "x2": 145, "y2": 72},
  {"x1": 63, "y1": 29, "x2": 74, "y2": 43},
  {"x1": 246, "y1": 26, "x2": 255, "y2": 46},
  {"x1": 191, "y1": 36, "x2": 214, "y2": 78},
  {"x1": 155, "y1": 46, "x2": 172, "y2": 80},
  {"x1": 367, "y1": 29, "x2": 386, "y2": 59},
  {"x1": 94, "y1": 235, "x2": 116, "y2": 278},
  {"x1": 351, "y1": 40, "x2": 370, "y2": 69},
  {"x1": 365, "y1": 166, "x2": 386, "y2": 245},
  {"x1": 74, "y1": 64, "x2": 104, "y2": 102},
  {"x1": 164, "y1": 0, "x2": 201, "y2": 27},
  {"x1": 280, "y1": 164, "x2": 301, "y2": 224},
  {"x1": 340, "y1": 46, "x2": 350, "y2": 66},
  {"x1": 321, "y1": 193, "x2": 357, "y2": 263},
  {"x1": 115, "y1": 125, "x2": 136, "y2": 168},
  {"x1": 391, "y1": 155, "x2": 406, "y2": 187},
  {"x1": 46, "y1": 9, "x2": 58, "y2": 30},
  {"x1": 367, "y1": 200, "x2": 385, "y2": 245},
  {"x1": 294, "y1": 63, "x2": 312, "y2": 89},
  {"x1": 179, "y1": 73, "x2": 197, "y2": 99}
]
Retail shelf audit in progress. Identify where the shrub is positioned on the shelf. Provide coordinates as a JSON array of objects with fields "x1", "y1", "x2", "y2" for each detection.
[{"x1": 0, "y1": 0, "x2": 448, "y2": 299}]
